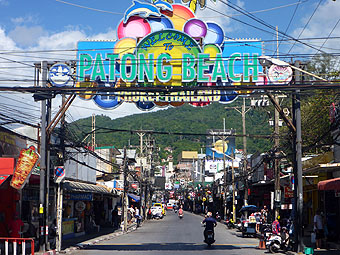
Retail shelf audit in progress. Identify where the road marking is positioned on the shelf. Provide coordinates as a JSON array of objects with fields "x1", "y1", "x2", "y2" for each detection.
[
  {"x1": 96, "y1": 243, "x2": 143, "y2": 245},
  {"x1": 95, "y1": 243, "x2": 257, "y2": 246}
]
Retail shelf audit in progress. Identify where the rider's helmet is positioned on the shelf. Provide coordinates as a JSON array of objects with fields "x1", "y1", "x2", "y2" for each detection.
[{"x1": 207, "y1": 212, "x2": 212, "y2": 217}]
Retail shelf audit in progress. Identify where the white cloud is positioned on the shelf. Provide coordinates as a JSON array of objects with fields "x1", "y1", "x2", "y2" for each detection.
[
  {"x1": 11, "y1": 15, "x2": 37, "y2": 25},
  {"x1": 0, "y1": 27, "x2": 18, "y2": 50},
  {"x1": 9, "y1": 26, "x2": 46, "y2": 47},
  {"x1": 290, "y1": 1, "x2": 340, "y2": 54}
]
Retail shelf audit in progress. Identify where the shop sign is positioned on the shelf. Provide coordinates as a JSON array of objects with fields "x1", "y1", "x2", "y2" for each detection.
[
  {"x1": 48, "y1": 63, "x2": 73, "y2": 87},
  {"x1": 75, "y1": 201, "x2": 86, "y2": 212},
  {"x1": 10, "y1": 146, "x2": 40, "y2": 190},
  {"x1": 284, "y1": 186, "x2": 294, "y2": 198},
  {"x1": 62, "y1": 220, "x2": 74, "y2": 235},
  {"x1": 67, "y1": 192, "x2": 93, "y2": 201},
  {"x1": 76, "y1": 1, "x2": 266, "y2": 111}
]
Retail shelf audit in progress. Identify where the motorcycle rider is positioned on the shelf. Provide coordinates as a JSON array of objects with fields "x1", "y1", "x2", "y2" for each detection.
[
  {"x1": 202, "y1": 212, "x2": 217, "y2": 241},
  {"x1": 178, "y1": 206, "x2": 183, "y2": 217}
]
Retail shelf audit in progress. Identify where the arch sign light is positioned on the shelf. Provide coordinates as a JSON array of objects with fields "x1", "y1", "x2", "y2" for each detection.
[{"x1": 76, "y1": 0, "x2": 274, "y2": 110}]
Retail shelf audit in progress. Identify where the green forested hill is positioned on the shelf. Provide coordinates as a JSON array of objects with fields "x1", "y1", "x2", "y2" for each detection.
[{"x1": 68, "y1": 100, "x2": 273, "y2": 162}]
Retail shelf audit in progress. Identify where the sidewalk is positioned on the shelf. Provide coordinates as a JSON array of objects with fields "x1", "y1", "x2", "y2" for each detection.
[{"x1": 35, "y1": 223, "x2": 138, "y2": 255}]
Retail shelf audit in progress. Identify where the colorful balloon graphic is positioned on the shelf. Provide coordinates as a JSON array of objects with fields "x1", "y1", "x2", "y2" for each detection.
[
  {"x1": 114, "y1": 38, "x2": 137, "y2": 59},
  {"x1": 117, "y1": 16, "x2": 151, "y2": 39},
  {"x1": 147, "y1": 15, "x2": 174, "y2": 32},
  {"x1": 166, "y1": 4, "x2": 195, "y2": 31},
  {"x1": 183, "y1": 19, "x2": 207, "y2": 39},
  {"x1": 203, "y1": 44, "x2": 222, "y2": 64},
  {"x1": 204, "y1": 22, "x2": 224, "y2": 45}
]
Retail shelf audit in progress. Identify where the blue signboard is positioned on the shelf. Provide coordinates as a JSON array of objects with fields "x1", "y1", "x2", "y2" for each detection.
[{"x1": 67, "y1": 192, "x2": 93, "y2": 201}]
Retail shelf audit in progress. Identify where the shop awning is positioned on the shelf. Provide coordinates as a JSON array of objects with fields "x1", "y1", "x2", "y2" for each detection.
[
  {"x1": 318, "y1": 177, "x2": 340, "y2": 191},
  {"x1": 63, "y1": 180, "x2": 112, "y2": 194},
  {"x1": 0, "y1": 158, "x2": 15, "y2": 175},
  {"x1": 128, "y1": 193, "x2": 140, "y2": 202}
]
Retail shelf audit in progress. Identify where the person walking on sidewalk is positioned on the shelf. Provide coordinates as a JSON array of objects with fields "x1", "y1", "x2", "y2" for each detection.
[{"x1": 314, "y1": 209, "x2": 324, "y2": 250}]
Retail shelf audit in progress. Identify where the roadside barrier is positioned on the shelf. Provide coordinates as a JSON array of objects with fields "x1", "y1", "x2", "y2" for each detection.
[{"x1": 0, "y1": 237, "x2": 34, "y2": 255}]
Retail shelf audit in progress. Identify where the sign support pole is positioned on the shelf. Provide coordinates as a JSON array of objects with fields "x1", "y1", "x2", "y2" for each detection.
[
  {"x1": 56, "y1": 182, "x2": 63, "y2": 252},
  {"x1": 39, "y1": 61, "x2": 48, "y2": 252}
]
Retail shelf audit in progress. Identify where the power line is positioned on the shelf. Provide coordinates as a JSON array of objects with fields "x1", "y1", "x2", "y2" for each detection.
[
  {"x1": 287, "y1": 0, "x2": 323, "y2": 54},
  {"x1": 313, "y1": 18, "x2": 340, "y2": 57}
]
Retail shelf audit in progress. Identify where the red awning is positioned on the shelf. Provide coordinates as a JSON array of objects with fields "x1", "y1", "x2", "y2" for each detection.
[
  {"x1": 318, "y1": 177, "x2": 340, "y2": 191},
  {"x1": 0, "y1": 158, "x2": 15, "y2": 175}
]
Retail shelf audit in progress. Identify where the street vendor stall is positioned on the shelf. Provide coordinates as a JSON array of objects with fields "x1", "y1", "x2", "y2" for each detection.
[{"x1": 239, "y1": 205, "x2": 258, "y2": 237}]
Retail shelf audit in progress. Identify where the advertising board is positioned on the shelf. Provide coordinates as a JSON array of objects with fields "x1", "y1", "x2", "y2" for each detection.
[{"x1": 76, "y1": 1, "x2": 266, "y2": 110}]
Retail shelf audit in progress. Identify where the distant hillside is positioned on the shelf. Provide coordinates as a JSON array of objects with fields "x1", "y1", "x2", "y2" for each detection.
[{"x1": 68, "y1": 101, "x2": 273, "y2": 163}]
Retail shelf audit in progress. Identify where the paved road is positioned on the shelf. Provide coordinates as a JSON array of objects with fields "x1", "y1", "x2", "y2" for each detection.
[{"x1": 72, "y1": 210, "x2": 267, "y2": 255}]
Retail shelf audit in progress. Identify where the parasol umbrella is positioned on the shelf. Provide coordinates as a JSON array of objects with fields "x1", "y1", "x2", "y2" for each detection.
[{"x1": 239, "y1": 205, "x2": 258, "y2": 213}]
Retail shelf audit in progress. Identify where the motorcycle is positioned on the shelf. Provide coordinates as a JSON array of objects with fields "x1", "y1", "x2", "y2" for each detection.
[
  {"x1": 204, "y1": 229, "x2": 215, "y2": 247},
  {"x1": 226, "y1": 219, "x2": 234, "y2": 229},
  {"x1": 178, "y1": 213, "x2": 183, "y2": 219},
  {"x1": 266, "y1": 228, "x2": 290, "y2": 253},
  {"x1": 215, "y1": 213, "x2": 221, "y2": 222}
]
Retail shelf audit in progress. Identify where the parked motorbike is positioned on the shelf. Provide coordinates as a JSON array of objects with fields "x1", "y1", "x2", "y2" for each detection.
[
  {"x1": 266, "y1": 228, "x2": 290, "y2": 253},
  {"x1": 226, "y1": 219, "x2": 234, "y2": 229}
]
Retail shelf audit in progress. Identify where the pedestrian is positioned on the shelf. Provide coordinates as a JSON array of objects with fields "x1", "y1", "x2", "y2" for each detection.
[
  {"x1": 255, "y1": 211, "x2": 261, "y2": 233},
  {"x1": 314, "y1": 209, "x2": 324, "y2": 250},
  {"x1": 49, "y1": 219, "x2": 57, "y2": 249},
  {"x1": 261, "y1": 205, "x2": 268, "y2": 224},
  {"x1": 272, "y1": 216, "x2": 281, "y2": 235},
  {"x1": 147, "y1": 207, "x2": 152, "y2": 220},
  {"x1": 112, "y1": 206, "x2": 118, "y2": 229},
  {"x1": 135, "y1": 207, "x2": 141, "y2": 227}
]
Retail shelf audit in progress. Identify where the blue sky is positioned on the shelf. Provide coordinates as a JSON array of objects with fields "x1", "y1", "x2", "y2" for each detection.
[
  {"x1": 0, "y1": 0, "x2": 339, "y2": 123},
  {"x1": 1, "y1": 0, "x2": 339, "y2": 54}
]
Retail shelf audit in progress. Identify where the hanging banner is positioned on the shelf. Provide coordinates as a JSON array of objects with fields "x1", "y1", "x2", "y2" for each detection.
[
  {"x1": 10, "y1": 146, "x2": 40, "y2": 190},
  {"x1": 205, "y1": 129, "x2": 235, "y2": 158},
  {"x1": 76, "y1": 1, "x2": 265, "y2": 110}
]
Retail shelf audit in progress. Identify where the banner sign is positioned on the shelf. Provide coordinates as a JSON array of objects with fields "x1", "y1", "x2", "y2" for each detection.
[
  {"x1": 10, "y1": 146, "x2": 40, "y2": 190},
  {"x1": 76, "y1": 1, "x2": 267, "y2": 110},
  {"x1": 205, "y1": 129, "x2": 235, "y2": 158}
]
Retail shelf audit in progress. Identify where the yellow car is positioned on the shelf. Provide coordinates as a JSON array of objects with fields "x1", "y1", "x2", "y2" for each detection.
[{"x1": 153, "y1": 203, "x2": 166, "y2": 215}]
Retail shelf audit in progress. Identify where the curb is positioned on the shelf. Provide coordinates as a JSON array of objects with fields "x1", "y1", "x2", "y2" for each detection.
[{"x1": 57, "y1": 224, "x2": 138, "y2": 254}]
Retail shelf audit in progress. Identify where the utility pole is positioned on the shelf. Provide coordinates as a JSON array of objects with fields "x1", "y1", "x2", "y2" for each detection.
[
  {"x1": 223, "y1": 118, "x2": 227, "y2": 220},
  {"x1": 123, "y1": 147, "x2": 128, "y2": 232},
  {"x1": 39, "y1": 61, "x2": 48, "y2": 252},
  {"x1": 56, "y1": 95, "x2": 66, "y2": 252},
  {"x1": 91, "y1": 114, "x2": 96, "y2": 150},
  {"x1": 232, "y1": 150, "x2": 236, "y2": 223},
  {"x1": 294, "y1": 61, "x2": 304, "y2": 252},
  {"x1": 227, "y1": 98, "x2": 251, "y2": 216},
  {"x1": 274, "y1": 95, "x2": 280, "y2": 219},
  {"x1": 137, "y1": 131, "x2": 146, "y2": 219}
]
